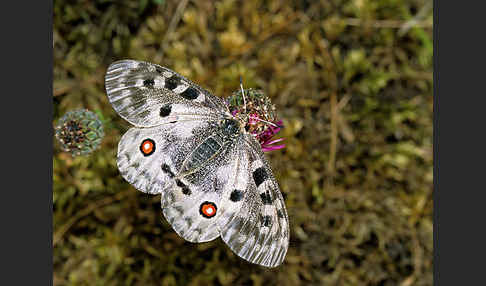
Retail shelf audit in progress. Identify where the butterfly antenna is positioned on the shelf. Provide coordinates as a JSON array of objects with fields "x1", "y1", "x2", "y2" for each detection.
[{"x1": 240, "y1": 76, "x2": 247, "y2": 114}]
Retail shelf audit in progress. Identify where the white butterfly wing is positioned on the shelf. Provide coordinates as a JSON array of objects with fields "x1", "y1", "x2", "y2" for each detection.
[
  {"x1": 117, "y1": 120, "x2": 220, "y2": 195},
  {"x1": 105, "y1": 59, "x2": 226, "y2": 127},
  {"x1": 217, "y1": 135, "x2": 290, "y2": 267},
  {"x1": 160, "y1": 142, "x2": 240, "y2": 243}
]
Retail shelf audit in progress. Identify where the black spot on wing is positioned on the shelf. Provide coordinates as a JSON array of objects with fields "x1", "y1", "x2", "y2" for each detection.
[
  {"x1": 262, "y1": 215, "x2": 272, "y2": 227},
  {"x1": 260, "y1": 191, "x2": 273, "y2": 205},
  {"x1": 277, "y1": 209, "x2": 284, "y2": 219},
  {"x1": 230, "y1": 189, "x2": 244, "y2": 202},
  {"x1": 253, "y1": 167, "x2": 268, "y2": 187},
  {"x1": 143, "y1": 78, "x2": 155, "y2": 87},
  {"x1": 180, "y1": 87, "x2": 199, "y2": 100},
  {"x1": 156, "y1": 67, "x2": 163, "y2": 74},
  {"x1": 161, "y1": 164, "x2": 175, "y2": 178},
  {"x1": 159, "y1": 104, "x2": 172, "y2": 117},
  {"x1": 176, "y1": 179, "x2": 191, "y2": 195},
  {"x1": 165, "y1": 75, "x2": 180, "y2": 90}
]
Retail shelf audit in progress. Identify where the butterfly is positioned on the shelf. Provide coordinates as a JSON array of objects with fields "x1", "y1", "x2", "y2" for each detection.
[{"x1": 105, "y1": 60, "x2": 289, "y2": 267}]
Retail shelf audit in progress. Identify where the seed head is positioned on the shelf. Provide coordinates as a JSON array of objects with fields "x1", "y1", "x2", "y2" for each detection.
[{"x1": 54, "y1": 109, "x2": 104, "y2": 156}]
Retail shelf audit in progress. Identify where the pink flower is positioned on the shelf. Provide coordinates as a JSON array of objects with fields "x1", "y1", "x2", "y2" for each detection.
[
  {"x1": 226, "y1": 91, "x2": 284, "y2": 152},
  {"x1": 248, "y1": 113, "x2": 260, "y2": 125},
  {"x1": 255, "y1": 120, "x2": 285, "y2": 152}
]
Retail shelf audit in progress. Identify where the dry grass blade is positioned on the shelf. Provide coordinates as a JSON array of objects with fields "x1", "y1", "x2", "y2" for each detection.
[{"x1": 53, "y1": 190, "x2": 132, "y2": 246}]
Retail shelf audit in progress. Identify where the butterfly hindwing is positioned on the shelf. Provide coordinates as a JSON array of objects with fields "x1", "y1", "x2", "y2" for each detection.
[
  {"x1": 217, "y1": 135, "x2": 289, "y2": 267},
  {"x1": 105, "y1": 59, "x2": 226, "y2": 127},
  {"x1": 160, "y1": 141, "x2": 239, "y2": 243},
  {"x1": 117, "y1": 119, "x2": 220, "y2": 194}
]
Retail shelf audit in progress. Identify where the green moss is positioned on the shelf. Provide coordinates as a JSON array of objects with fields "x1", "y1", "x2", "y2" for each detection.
[{"x1": 54, "y1": 0, "x2": 433, "y2": 285}]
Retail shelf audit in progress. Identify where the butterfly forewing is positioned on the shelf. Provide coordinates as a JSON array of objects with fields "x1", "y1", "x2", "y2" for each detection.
[{"x1": 105, "y1": 60, "x2": 225, "y2": 127}]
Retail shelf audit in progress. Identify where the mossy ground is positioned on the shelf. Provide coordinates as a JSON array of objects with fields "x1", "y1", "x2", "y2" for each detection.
[{"x1": 53, "y1": 1, "x2": 433, "y2": 285}]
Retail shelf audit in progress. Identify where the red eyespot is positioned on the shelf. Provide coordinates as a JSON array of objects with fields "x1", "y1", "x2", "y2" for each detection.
[
  {"x1": 200, "y1": 202, "x2": 217, "y2": 218},
  {"x1": 140, "y1": 139, "x2": 155, "y2": 156}
]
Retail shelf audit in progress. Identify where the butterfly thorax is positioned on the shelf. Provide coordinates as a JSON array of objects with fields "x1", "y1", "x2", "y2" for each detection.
[
  {"x1": 221, "y1": 118, "x2": 242, "y2": 138},
  {"x1": 181, "y1": 118, "x2": 242, "y2": 173}
]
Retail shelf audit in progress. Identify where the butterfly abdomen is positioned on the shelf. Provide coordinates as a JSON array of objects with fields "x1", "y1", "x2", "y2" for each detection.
[
  {"x1": 184, "y1": 118, "x2": 241, "y2": 172},
  {"x1": 185, "y1": 135, "x2": 224, "y2": 171}
]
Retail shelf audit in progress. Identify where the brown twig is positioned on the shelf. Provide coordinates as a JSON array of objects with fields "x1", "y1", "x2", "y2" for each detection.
[
  {"x1": 328, "y1": 92, "x2": 338, "y2": 179},
  {"x1": 344, "y1": 18, "x2": 432, "y2": 29},
  {"x1": 53, "y1": 85, "x2": 73, "y2": 97},
  {"x1": 160, "y1": 0, "x2": 190, "y2": 58},
  {"x1": 398, "y1": 1, "x2": 433, "y2": 36},
  {"x1": 316, "y1": 39, "x2": 340, "y2": 185}
]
